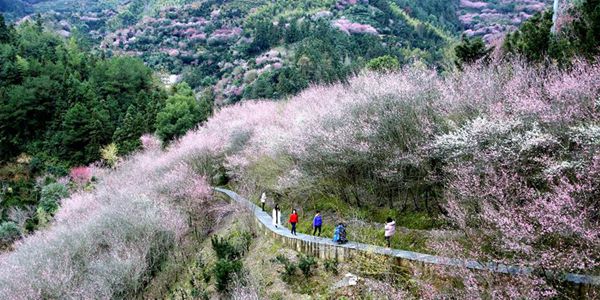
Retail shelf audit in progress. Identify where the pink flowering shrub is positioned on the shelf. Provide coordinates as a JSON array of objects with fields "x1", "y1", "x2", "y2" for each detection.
[
  {"x1": 140, "y1": 134, "x2": 161, "y2": 150},
  {"x1": 0, "y1": 133, "x2": 227, "y2": 298},
  {"x1": 69, "y1": 166, "x2": 92, "y2": 186},
  {"x1": 4, "y1": 56, "x2": 597, "y2": 298},
  {"x1": 148, "y1": 58, "x2": 599, "y2": 297},
  {"x1": 460, "y1": 0, "x2": 488, "y2": 9},
  {"x1": 333, "y1": 19, "x2": 378, "y2": 35},
  {"x1": 208, "y1": 27, "x2": 242, "y2": 44}
]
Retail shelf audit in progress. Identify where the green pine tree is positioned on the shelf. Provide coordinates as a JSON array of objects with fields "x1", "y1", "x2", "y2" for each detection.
[
  {"x1": 60, "y1": 103, "x2": 92, "y2": 164},
  {"x1": 113, "y1": 105, "x2": 145, "y2": 154},
  {"x1": 156, "y1": 82, "x2": 203, "y2": 143},
  {"x1": 366, "y1": 55, "x2": 401, "y2": 73},
  {"x1": 0, "y1": 14, "x2": 13, "y2": 44},
  {"x1": 454, "y1": 36, "x2": 491, "y2": 69}
]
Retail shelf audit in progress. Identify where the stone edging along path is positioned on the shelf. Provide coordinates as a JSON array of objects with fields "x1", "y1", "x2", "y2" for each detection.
[{"x1": 214, "y1": 187, "x2": 599, "y2": 286}]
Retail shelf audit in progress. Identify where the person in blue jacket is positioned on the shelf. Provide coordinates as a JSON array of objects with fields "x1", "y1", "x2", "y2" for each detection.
[
  {"x1": 333, "y1": 222, "x2": 348, "y2": 244},
  {"x1": 312, "y1": 211, "x2": 322, "y2": 236}
]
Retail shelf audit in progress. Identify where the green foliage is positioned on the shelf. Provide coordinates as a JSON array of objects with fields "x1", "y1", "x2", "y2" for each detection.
[
  {"x1": 112, "y1": 106, "x2": 144, "y2": 154},
  {"x1": 570, "y1": 0, "x2": 600, "y2": 59},
  {"x1": 454, "y1": 36, "x2": 491, "y2": 69},
  {"x1": 39, "y1": 182, "x2": 68, "y2": 213},
  {"x1": 0, "y1": 221, "x2": 20, "y2": 247},
  {"x1": 366, "y1": 55, "x2": 400, "y2": 73},
  {"x1": 504, "y1": 1, "x2": 600, "y2": 64},
  {"x1": 0, "y1": 18, "x2": 156, "y2": 240},
  {"x1": 0, "y1": 14, "x2": 16, "y2": 43},
  {"x1": 504, "y1": 11, "x2": 554, "y2": 62},
  {"x1": 211, "y1": 235, "x2": 241, "y2": 260},
  {"x1": 212, "y1": 258, "x2": 242, "y2": 291},
  {"x1": 210, "y1": 233, "x2": 250, "y2": 292},
  {"x1": 324, "y1": 258, "x2": 338, "y2": 275},
  {"x1": 36, "y1": 206, "x2": 52, "y2": 228},
  {"x1": 0, "y1": 20, "x2": 166, "y2": 165},
  {"x1": 275, "y1": 254, "x2": 297, "y2": 281},
  {"x1": 100, "y1": 143, "x2": 119, "y2": 168},
  {"x1": 156, "y1": 82, "x2": 210, "y2": 142},
  {"x1": 297, "y1": 255, "x2": 317, "y2": 277},
  {"x1": 248, "y1": 20, "x2": 281, "y2": 54},
  {"x1": 59, "y1": 102, "x2": 110, "y2": 164},
  {"x1": 394, "y1": 0, "x2": 461, "y2": 32}
]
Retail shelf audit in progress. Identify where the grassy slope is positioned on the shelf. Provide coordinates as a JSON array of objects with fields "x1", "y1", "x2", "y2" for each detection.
[{"x1": 164, "y1": 201, "x2": 419, "y2": 299}]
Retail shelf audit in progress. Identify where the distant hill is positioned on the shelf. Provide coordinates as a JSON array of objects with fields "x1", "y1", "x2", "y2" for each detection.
[
  {"x1": 1, "y1": 0, "x2": 551, "y2": 104},
  {"x1": 458, "y1": 0, "x2": 552, "y2": 41},
  {"x1": 98, "y1": 0, "x2": 459, "y2": 104},
  {"x1": 0, "y1": 0, "x2": 32, "y2": 20}
]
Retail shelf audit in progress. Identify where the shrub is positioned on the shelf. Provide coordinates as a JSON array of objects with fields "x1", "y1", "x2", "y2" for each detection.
[
  {"x1": 324, "y1": 258, "x2": 338, "y2": 275},
  {"x1": 210, "y1": 233, "x2": 251, "y2": 292},
  {"x1": 298, "y1": 255, "x2": 317, "y2": 277},
  {"x1": 211, "y1": 236, "x2": 243, "y2": 260},
  {"x1": 366, "y1": 55, "x2": 400, "y2": 73},
  {"x1": 39, "y1": 182, "x2": 69, "y2": 214},
  {"x1": 213, "y1": 259, "x2": 242, "y2": 291},
  {"x1": 100, "y1": 143, "x2": 119, "y2": 168},
  {"x1": 35, "y1": 206, "x2": 52, "y2": 228},
  {"x1": 69, "y1": 166, "x2": 92, "y2": 186},
  {"x1": 274, "y1": 254, "x2": 297, "y2": 281},
  {"x1": 0, "y1": 221, "x2": 20, "y2": 247}
]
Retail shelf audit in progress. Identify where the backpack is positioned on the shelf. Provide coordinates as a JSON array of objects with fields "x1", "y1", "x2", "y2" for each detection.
[{"x1": 333, "y1": 224, "x2": 348, "y2": 244}]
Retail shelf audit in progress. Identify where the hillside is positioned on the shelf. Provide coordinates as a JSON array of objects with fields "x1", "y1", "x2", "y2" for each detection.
[
  {"x1": 1, "y1": 0, "x2": 552, "y2": 104},
  {"x1": 459, "y1": 0, "x2": 552, "y2": 41},
  {"x1": 0, "y1": 0, "x2": 48, "y2": 20},
  {"x1": 99, "y1": 0, "x2": 456, "y2": 104},
  {"x1": 1, "y1": 58, "x2": 599, "y2": 298},
  {"x1": 2, "y1": 0, "x2": 600, "y2": 299}
]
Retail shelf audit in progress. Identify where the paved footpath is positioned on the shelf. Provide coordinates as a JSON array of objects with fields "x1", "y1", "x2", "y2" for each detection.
[{"x1": 215, "y1": 187, "x2": 599, "y2": 286}]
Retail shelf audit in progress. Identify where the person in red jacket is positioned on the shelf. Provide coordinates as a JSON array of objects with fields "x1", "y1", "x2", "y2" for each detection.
[{"x1": 289, "y1": 209, "x2": 298, "y2": 236}]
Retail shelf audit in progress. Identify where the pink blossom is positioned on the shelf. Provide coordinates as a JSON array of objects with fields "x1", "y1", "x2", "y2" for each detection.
[
  {"x1": 460, "y1": 0, "x2": 488, "y2": 9},
  {"x1": 140, "y1": 134, "x2": 161, "y2": 150},
  {"x1": 208, "y1": 27, "x2": 242, "y2": 44},
  {"x1": 69, "y1": 166, "x2": 92, "y2": 186},
  {"x1": 333, "y1": 19, "x2": 378, "y2": 35}
]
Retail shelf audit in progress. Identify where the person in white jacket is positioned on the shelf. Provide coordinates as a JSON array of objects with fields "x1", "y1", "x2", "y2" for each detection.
[
  {"x1": 384, "y1": 217, "x2": 396, "y2": 248},
  {"x1": 260, "y1": 192, "x2": 267, "y2": 211},
  {"x1": 272, "y1": 204, "x2": 282, "y2": 228}
]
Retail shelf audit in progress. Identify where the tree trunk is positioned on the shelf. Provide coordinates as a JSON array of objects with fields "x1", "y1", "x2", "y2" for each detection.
[{"x1": 412, "y1": 190, "x2": 420, "y2": 211}]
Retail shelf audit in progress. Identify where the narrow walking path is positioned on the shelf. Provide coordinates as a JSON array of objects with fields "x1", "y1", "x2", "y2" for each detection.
[{"x1": 215, "y1": 187, "x2": 599, "y2": 286}]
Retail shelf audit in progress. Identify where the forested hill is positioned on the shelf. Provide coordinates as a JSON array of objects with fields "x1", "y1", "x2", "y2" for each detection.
[
  {"x1": 100, "y1": 0, "x2": 458, "y2": 105},
  {"x1": 1, "y1": 0, "x2": 551, "y2": 104}
]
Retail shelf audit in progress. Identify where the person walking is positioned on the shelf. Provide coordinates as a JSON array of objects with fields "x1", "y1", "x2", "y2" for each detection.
[
  {"x1": 312, "y1": 211, "x2": 322, "y2": 237},
  {"x1": 384, "y1": 217, "x2": 396, "y2": 248},
  {"x1": 289, "y1": 209, "x2": 298, "y2": 236},
  {"x1": 272, "y1": 204, "x2": 282, "y2": 228},
  {"x1": 260, "y1": 192, "x2": 267, "y2": 211}
]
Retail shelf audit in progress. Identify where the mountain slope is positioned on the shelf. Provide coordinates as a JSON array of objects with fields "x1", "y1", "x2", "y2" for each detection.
[
  {"x1": 0, "y1": 0, "x2": 32, "y2": 20},
  {"x1": 101, "y1": 0, "x2": 456, "y2": 104},
  {"x1": 1, "y1": 0, "x2": 552, "y2": 104}
]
